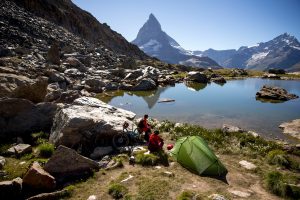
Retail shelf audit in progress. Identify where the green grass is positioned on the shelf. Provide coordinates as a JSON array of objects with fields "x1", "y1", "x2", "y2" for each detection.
[
  {"x1": 265, "y1": 171, "x2": 300, "y2": 199},
  {"x1": 108, "y1": 183, "x2": 128, "y2": 199},
  {"x1": 38, "y1": 142, "x2": 55, "y2": 158},
  {"x1": 136, "y1": 176, "x2": 171, "y2": 200},
  {"x1": 177, "y1": 191, "x2": 201, "y2": 200},
  {"x1": 267, "y1": 150, "x2": 289, "y2": 167}
]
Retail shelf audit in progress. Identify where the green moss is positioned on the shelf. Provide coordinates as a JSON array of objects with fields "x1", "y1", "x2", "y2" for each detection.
[
  {"x1": 38, "y1": 142, "x2": 54, "y2": 158},
  {"x1": 108, "y1": 183, "x2": 128, "y2": 199},
  {"x1": 177, "y1": 191, "x2": 199, "y2": 200}
]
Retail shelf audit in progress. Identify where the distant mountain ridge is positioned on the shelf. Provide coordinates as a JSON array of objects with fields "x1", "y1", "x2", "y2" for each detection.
[
  {"x1": 194, "y1": 33, "x2": 300, "y2": 72},
  {"x1": 132, "y1": 14, "x2": 221, "y2": 69},
  {"x1": 11, "y1": 0, "x2": 147, "y2": 59}
]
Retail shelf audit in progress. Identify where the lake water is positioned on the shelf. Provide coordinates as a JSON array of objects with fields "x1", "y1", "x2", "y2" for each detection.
[{"x1": 104, "y1": 78, "x2": 300, "y2": 142}]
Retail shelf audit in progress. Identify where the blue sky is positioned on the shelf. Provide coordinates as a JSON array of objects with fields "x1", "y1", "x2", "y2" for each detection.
[{"x1": 72, "y1": 0, "x2": 300, "y2": 51}]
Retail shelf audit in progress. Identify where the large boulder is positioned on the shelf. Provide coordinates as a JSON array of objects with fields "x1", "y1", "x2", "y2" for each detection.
[
  {"x1": 132, "y1": 78, "x2": 157, "y2": 91},
  {"x1": 0, "y1": 98, "x2": 58, "y2": 139},
  {"x1": 49, "y1": 97, "x2": 136, "y2": 151},
  {"x1": 44, "y1": 146, "x2": 99, "y2": 184},
  {"x1": 84, "y1": 77, "x2": 105, "y2": 93},
  {"x1": 185, "y1": 71, "x2": 209, "y2": 83},
  {"x1": 23, "y1": 162, "x2": 56, "y2": 192},
  {"x1": 65, "y1": 57, "x2": 87, "y2": 72},
  {"x1": 0, "y1": 177, "x2": 22, "y2": 200},
  {"x1": 0, "y1": 74, "x2": 48, "y2": 103},
  {"x1": 256, "y1": 85, "x2": 298, "y2": 101},
  {"x1": 279, "y1": 119, "x2": 300, "y2": 140}
]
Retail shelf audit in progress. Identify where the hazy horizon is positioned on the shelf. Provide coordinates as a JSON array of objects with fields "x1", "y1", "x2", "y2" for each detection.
[{"x1": 72, "y1": 0, "x2": 300, "y2": 51}]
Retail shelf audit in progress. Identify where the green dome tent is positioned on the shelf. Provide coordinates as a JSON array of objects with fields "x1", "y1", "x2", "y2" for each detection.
[{"x1": 170, "y1": 136, "x2": 227, "y2": 176}]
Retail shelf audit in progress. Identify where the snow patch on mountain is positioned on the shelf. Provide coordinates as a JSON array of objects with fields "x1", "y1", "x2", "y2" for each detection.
[
  {"x1": 246, "y1": 51, "x2": 269, "y2": 66},
  {"x1": 140, "y1": 39, "x2": 162, "y2": 52}
]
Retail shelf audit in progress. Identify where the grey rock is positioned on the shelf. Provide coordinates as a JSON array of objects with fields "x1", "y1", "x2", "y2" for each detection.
[
  {"x1": 239, "y1": 160, "x2": 257, "y2": 170},
  {"x1": 90, "y1": 146, "x2": 113, "y2": 160},
  {"x1": 47, "y1": 42, "x2": 60, "y2": 65},
  {"x1": 208, "y1": 194, "x2": 227, "y2": 200},
  {"x1": 222, "y1": 124, "x2": 244, "y2": 133},
  {"x1": 50, "y1": 97, "x2": 136, "y2": 151},
  {"x1": 85, "y1": 78, "x2": 105, "y2": 93},
  {"x1": 44, "y1": 146, "x2": 99, "y2": 184},
  {"x1": 0, "y1": 177, "x2": 22, "y2": 200},
  {"x1": 65, "y1": 57, "x2": 86, "y2": 72},
  {"x1": 132, "y1": 78, "x2": 156, "y2": 91},
  {"x1": 279, "y1": 119, "x2": 300, "y2": 139},
  {"x1": 262, "y1": 73, "x2": 280, "y2": 79},
  {"x1": 0, "y1": 156, "x2": 5, "y2": 169},
  {"x1": 211, "y1": 77, "x2": 226, "y2": 84},
  {"x1": 7, "y1": 144, "x2": 32, "y2": 156},
  {"x1": 26, "y1": 189, "x2": 69, "y2": 200},
  {"x1": 185, "y1": 71, "x2": 209, "y2": 83},
  {"x1": 256, "y1": 85, "x2": 298, "y2": 101},
  {"x1": 0, "y1": 74, "x2": 48, "y2": 103}
]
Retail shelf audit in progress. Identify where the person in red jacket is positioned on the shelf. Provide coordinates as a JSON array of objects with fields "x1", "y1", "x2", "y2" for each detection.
[
  {"x1": 148, "y1": 130, "x2": 164, "y2": 152},
  {"x1": 138, "y1": 114, "x2": 151, "y2": 142}
]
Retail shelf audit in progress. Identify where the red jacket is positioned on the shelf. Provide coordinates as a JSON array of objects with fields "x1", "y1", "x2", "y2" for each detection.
[{"x1": 148, "y1": 133, "x2": 164, "y2": 151}]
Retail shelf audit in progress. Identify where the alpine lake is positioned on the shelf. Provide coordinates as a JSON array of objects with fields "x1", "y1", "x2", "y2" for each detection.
[{"x1": 98, "y1": 78, "x2": 300, "y2": 142}]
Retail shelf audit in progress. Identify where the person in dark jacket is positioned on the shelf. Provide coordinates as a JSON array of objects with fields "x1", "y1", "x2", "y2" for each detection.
[{"x1": 138, "y1": 114, "x2": 151, "y2": 142}]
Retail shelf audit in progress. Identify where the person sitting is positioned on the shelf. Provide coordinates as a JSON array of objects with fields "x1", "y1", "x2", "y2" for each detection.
[
  {"x1": 148, "y1": 130, "x2": 164, "y2": 152},
  {"x1": 138, "y1": 114, "x2": 151, "y2": 142}
]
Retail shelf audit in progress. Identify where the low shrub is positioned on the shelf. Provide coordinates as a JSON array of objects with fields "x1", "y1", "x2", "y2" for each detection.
[
  {"x1": 267, "y1": 150, "x2": 289, "y2": 167},
  {"x1": 265, "y1": 171, "x2": 300, "y2": 198},
  {"x1": 135, "y1": 152, "x2": 159, "y2": 166},
  {"x1": 38, "y1": 142, "x2": 54, "y2": 158},
  {"x1": 177, "y1": 191, "x2": 200, "y2": 200},
  {"x1": 108, "y1": 183, "x2": 128, "y2": 199}
]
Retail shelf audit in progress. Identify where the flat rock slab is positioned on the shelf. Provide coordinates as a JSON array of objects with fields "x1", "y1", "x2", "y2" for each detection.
[
  {"x1": 7, "y1": 144, "x2": 32, "y2": 156},
  {"x1": 239, "y1": 160, "x2": 257, "y2": 170},
  {"x1": 158, "y1": 98, "x2": 175, "y2": 103},
  {"x1": 26, "y1": 189, "x2": 69, "y2": 200},
  {"x1": 228, "y1": 189, "x2": 252, "y2": 198},
  {"x1": 279, "y1": 119, "x2": 300, "y2": 140}
]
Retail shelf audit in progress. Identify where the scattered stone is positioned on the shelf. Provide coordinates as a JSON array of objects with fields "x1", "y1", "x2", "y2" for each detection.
[
  {"x1": 87, "y1": 195, "x2": 98, "y2": 200},
  {"x1": 185, "y1": 71, "x2": 209, "y2": 83},
  {"x1": 0, "y1": 157, "x2": 5, "y2": 169},
  {"x1": 120, "y1": 175, "x2": 134, "y2": 183},
  {"x1": 23, "y1": 162, "x2": 56, "y2": 191},
  {"x1": 47, "y1": 42, "x2": 60, "y2": 65},
  {"x1": 26, "y1": 189, "x2": 69, "y2": 200},
  {"x1": 279, "y1": 119, "x2": 300, "y2": 140},
  {"x1": 98, "y1": 155, "x2": 111, "y2": 168},
  {"x1": 0, "y1": 177, "x2": 22, "y2": 200},
  {"x1": 132, "y1": 78, "x2": 157, "y2": 91},
  {"x1": 256, "y1": 85, "x2": 298, "y2": 101},
  {"x1": 154, "y1": 166, "x2": 162, "y2": 169},
  {"x1": 7, "y1": 144, "x2": 32, "y2": 156},
  {"x1": 50, "y1": 97, "x2": 136, "y2": 150},
  {"x1": 44, "y1": 145, "x2": 99, "y2": 184},
  {"x1": 247, "y1": 131, "x2": 259, "y2": 137},
  {"x1": 158, "y1": 98, "x2": 175, "y2": 103},
  {"x1": 162, "y1": 171, "x2": 175, "y2": 177},
  {"x1": 211, "y1": 77, "x2": 226, "y2": 84},
  {"x1": 228, "y1": 189, "x2": 252, "y2": 198},
  {"x1": 239, "y1": 160, "x2": 257, "y2": 170},
  {"x1": 208, "y1": 194, "x2": 227, "y2": 200},
  {"x1": 221, "y1": 124, "x2": 244, "y2": 133},
  {"x1": 90, "y1": 146, "x2": 114, "y2": 160}
]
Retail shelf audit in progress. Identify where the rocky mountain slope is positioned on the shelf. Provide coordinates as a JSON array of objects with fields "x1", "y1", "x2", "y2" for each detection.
[
  {"x1": 10, "y1": 0, "x2": 147, "y2": 59},
  {"x1": 132, "y1": 14, "x2": 221, "y2": 69},
  {"x1": 194, "y1": 33, "x2": 300, "y2": 72}
]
